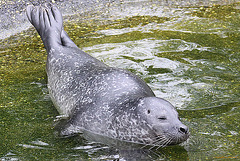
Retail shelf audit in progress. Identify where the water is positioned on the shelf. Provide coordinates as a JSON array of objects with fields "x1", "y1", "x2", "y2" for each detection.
[{"x1": 1, "y1": 0, "x2": 240, "y2": 160}]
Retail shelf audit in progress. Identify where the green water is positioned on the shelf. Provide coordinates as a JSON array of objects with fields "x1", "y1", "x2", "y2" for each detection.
[{"x1": 1, "y1": 1, "x2": 240, "y2": 160}]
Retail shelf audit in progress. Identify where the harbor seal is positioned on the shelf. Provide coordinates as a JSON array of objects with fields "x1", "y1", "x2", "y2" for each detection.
[{"x1": 26, "y1": 4, "x2": 189, "y2": 147}]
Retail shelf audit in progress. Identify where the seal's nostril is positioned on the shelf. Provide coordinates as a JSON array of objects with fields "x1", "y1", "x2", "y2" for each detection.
[
  {"x1": 180, "y1": 127, "x2": 185, "y2": 133},
  {"x1": 179, "y1": 127, "x2": 188, "y2": 134}
]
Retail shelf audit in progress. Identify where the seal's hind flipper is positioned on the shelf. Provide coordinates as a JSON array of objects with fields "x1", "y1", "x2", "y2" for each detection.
[
  {"x1": 61, "y1": 30, "x2": 78, "y2": 48},
  {"x1": 27, "y1": 4, "x2": 78, "y2": 50},
  {"x1": 27, "y1": 4, "x2": 78, "y2": 51},
  {"x1": 26, "y1": 4, "x2": 63, "y2": 51},
  {"x1": 26, "y1": 5, "x2": 41, "y2": 33}
]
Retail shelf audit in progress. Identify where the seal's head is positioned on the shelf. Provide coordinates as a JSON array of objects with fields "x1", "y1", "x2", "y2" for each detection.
[{"x1": 137, "y1": 97, "x2": 189, "y2": 147}]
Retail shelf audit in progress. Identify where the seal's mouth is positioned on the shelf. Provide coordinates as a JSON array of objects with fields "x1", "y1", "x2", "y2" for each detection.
[
  {"x1": 169, "y1": 132, "x2": 190, "y2": 145},
  {"x1": 149, "y1": 130, "x2": 190, "y2": 147}
]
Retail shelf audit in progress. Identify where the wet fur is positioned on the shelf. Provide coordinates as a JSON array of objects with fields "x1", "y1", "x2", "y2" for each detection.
[{"x1": 26, "y1": 4, "x2": 189, "y2": 147}]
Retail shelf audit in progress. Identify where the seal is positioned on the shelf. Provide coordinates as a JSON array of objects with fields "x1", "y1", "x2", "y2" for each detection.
[{"x1": 26, "y1": 4, "x2": 189, "y2": 147}]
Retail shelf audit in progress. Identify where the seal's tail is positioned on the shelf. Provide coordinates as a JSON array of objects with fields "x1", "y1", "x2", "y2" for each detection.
[{"x1": 26, "y1": 4, "x2": 77, "y2": 51}]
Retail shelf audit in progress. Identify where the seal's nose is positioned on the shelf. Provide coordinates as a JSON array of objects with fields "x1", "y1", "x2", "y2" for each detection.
[{"x1": 179, "y1": 125, "x2": 189, "y2": 134}]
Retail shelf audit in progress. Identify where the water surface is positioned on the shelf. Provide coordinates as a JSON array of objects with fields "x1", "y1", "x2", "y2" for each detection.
[{"x1": 1, "y1": 0, "x2": 240, "y2": 160}]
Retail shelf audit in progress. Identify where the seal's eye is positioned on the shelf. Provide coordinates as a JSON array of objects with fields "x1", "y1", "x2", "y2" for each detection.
[
  {"x1": 147, "y1": 110, "x2": 151, "y2": 114},
  {"x1": 158, "y1": 117, "x2": 167, "y2": 120}
]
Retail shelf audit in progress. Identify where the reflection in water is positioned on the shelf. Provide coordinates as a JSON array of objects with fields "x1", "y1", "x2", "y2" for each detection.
[
  {"x1": 1, "y1": 0, "x2": 240, "y2": 160},
  {"x1": 82, "y1": 39, "x2": 194, "y2": 108}
]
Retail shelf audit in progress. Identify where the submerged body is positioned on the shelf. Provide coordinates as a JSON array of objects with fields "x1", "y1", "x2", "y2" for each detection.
[{"x1": 26, "y1": 4, "x2": 189, "y2": 147}]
